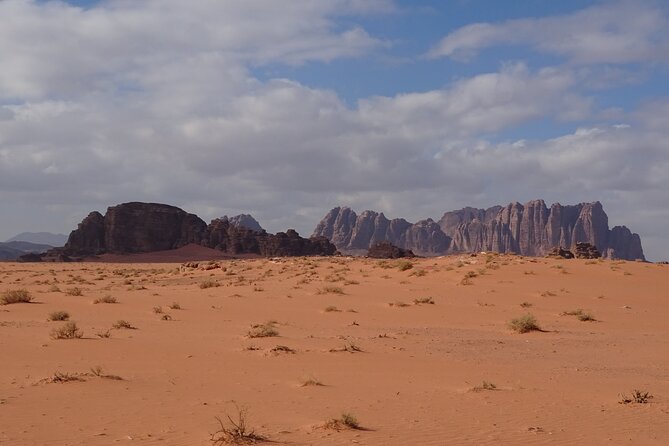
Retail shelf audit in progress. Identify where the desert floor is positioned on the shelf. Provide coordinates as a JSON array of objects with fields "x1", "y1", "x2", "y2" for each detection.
[{"x1": 1, "y1": 249, "x2": 668, "y2": 445}]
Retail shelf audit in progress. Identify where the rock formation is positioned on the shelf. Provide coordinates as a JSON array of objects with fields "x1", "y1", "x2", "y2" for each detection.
[
  {"x1": 313, "y1": 200, "x2": 645, "y2": 261},
  {"x1": 220, "y1": 214, "x2": 264, "y2": 232},
  {"x1": 42, "y1": 202, "x2": 336, "y2": 260},
  {"x1": 367, "y1": 241, "x2": 415, "y2": 259}
]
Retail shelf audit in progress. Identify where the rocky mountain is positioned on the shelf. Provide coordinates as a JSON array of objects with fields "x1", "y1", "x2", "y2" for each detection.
[
  {"x1": 0, "y1": 241, "x2": 54, "y2": 260},
  {"x1": 6, "y1": 232, "x2": 68, "y2": 246},
  {"x1": 220, "y1": 214, "x2": 264, "y2": 232},
  {"x1": 313, "y1": 200, "x2": 645, "y2": 260},
  {"x1": 40, "y1": 202, "x2": 336, "y2": 260}
]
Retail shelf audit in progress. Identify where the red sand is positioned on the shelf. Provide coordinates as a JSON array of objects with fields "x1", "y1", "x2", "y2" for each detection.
[{"x1": 1, "y1": 254, "x2": 668, "y2": 445}]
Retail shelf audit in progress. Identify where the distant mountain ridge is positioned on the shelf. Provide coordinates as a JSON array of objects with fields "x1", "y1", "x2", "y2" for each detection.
[
  {"x1": 312, "y1": 199, "x2": 645, "y2": 260},
  {"x1": 6, "y1": 232, "x2": 67, "y2": 246},
  {"x1": 0, "y1": 241, "x2": 54, "y2": 260},
  {"x1": 38, "y1": 202, "x2": 336, "y2": 260}
]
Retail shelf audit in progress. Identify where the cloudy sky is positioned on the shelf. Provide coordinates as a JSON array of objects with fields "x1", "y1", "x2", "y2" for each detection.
[{"x1": 1, "y1": 0, "x2": 667, "y2": 260}]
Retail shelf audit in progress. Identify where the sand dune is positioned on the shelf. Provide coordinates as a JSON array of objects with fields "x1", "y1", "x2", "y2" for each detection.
[{"x1": 1, "y1": 254, "x2": 668, "y2": 445}]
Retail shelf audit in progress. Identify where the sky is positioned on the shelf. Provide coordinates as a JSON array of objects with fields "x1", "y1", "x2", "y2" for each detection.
[{"x1": 1, "y1": 0, "x2": 668, "y2": 260}]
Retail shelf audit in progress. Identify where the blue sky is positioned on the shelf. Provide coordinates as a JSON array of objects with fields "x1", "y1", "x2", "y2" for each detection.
[{"x1": 3, "y1": 0, "x2": 669, "y2": 260}]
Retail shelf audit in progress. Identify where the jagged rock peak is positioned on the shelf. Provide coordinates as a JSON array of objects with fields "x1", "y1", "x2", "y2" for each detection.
[
  {"x1": 220, "y1": 214, "x2": 264, "y2": 232},
  {"x1": 313, "y1": 200, "x2": 645, "y2": 261}
]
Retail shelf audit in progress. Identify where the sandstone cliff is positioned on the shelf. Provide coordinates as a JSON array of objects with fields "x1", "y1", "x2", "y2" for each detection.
[
  {"x1": 313, "y1": 200, "x2": 645, "y2": 260},
  {"x1": 47, "y1": 202, "x2": 336, "y2": 259}
]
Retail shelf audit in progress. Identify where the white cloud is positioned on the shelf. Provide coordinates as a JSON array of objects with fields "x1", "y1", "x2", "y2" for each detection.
[
  {"x1": 428, "y1": 1, "x2": 669, "y2": 65},
  {"x1": 0, "y1": 0, "x2": 666, "y2": 261}
]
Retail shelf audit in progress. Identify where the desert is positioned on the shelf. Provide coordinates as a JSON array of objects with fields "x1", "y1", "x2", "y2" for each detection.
[{"x1": 1, "y1": 250, "x2": 668, "y2": 445}]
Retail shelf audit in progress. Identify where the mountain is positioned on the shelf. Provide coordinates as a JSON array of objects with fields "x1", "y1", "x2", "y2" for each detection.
[
  {"x1": 0, "y1": 241, "x2": 54, "y2": 260},
  {"x1": 220, "y1": 214, "x2": 264, "y2": 232},
  {"x1": 312, "y1": 199, "x2": 645, "y2": 260},
  {"x1": 39, "y1": 202, "x2": 336, "y2": 260},
  {"x1": 6, "y1": 232, "x2": 67, "y2": 246}
]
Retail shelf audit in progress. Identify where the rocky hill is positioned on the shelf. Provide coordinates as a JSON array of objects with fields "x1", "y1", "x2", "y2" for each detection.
[
  {"x1": 313, "y1": 200, "x2": 645, "y2": 260},
  {"x1": 0, "y1": 241, "x2": 54, "y2": 260},
  {"x1": 40, "y1": 202, "x2": 336, "y2": 260},
  {"x1": 6, "y1": 232, "x2": 68, "y2": 246}
]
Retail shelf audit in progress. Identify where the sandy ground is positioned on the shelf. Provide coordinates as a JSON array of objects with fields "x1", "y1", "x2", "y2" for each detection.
[{"x1": 1, "y1": 250, "x2": 668, "y2": 445}]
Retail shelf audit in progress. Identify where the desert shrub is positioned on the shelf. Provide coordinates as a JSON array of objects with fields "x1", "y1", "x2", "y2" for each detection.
[
  {"x1": 50, "y1": 321, "x2": 83, "y2": 339},
  {"x1": 318, "y1": 286, "x2": 344, "y2": 295},
  {"x1": 324, "y1": 306, "x2": 341, "y2": 312},
  {"x1": 519, "y1": 301, "x2": 532, "y2": 308},
  {"x1": 413, "y1": 297, "x2": 434, "y2": 305},
  {"x1": 270, "y1": 345, "x2": 295, "y2": 354},
  {"x1": 248, "y1": 322, "x2": 279, "y2": 338},
  {"x1": 200, "y1": 279, "x2": 219, "y2": 289},
  {"x1": 96, "y1": 330, "x2": 111, "y2": 338},
  {"x1": 1, "y1": 289, "x2": 33, "y2": 305},
  {"x1": 472, "y1": 381, "x2": 497, "y2": 392},
  {"x1": 300, "y1": 375, "x2": 324, "y2": 387},
  {"x1": 65, "y1": 287, "x2": 83, "y2": 296},
  {"x1": 161, "y1": 314, "x2": 172, "y2": 321},
  {"x1": 396, "y1": 260, "x2": 413, "y2": 271},
  {"x1": 210, "y1": 405, "x2": 266, "y2": 445},
  {"x1": 561, "y1": 309, "x2": 596, "y2": 321},
  {"x1": 168, "y1": 302, "x2": 181, "y2": 310},
  {"x1": 112, "y1": 320, "x2": 136, "y2": 329},
  {"x1": 93, "y1": 295, "x2": 117, "y2": 304},
  {"x1": 619, "y1": 390, "x2": 653, "y2": 404},
  {"x1": 153, "y1": 306, "x2": 163, "y2": 314},
  {"x1": 324, "y1": 413, "x2": 360, "y2": 430},
  {"x1": 409, "y1": 269, "x2": 427, "y2": 277},
  {"x1": 508, "y1": 314, "x2": 541, "y2": 333},
  {"x1": 389, "y1": 301, "x2": 410, "y2": 308},
  {"x1": 48, "y1": 311, "x2": 70, "y2": 321}
]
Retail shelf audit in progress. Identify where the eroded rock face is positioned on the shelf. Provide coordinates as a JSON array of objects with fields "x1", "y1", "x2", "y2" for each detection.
[
  {"x1": 313, "y1": 207, "x2": 450, "y2": 256},
  {"x1": 221, "y1": 214, "x2": 264, "y2": 232},
  {"x1": 313, "y1": 200, "x2": 645, "y2": 260},
  {"x1": 53, "y1": 202, "x2": 336, "y2": 259}
]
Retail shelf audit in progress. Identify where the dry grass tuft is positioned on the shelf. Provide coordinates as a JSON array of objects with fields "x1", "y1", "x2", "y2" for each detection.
[
  {"x1": 472, "y1": 381, "x2": 498, "y2": 392},
  {"x1": 561, "y1": 309, "x2": 596, "y2": 321},
  {"x1": 50, "y1": 321, "x2": 83, "y2": 339},
  {"x1": 247, "y1": 322, "x2": 279, "y2": 338},
  {"x1": 93, "y1": 295, "x2": 117, "y2": 304},
  {"x1": 413, "y1": 296, "x2": 434, "y2": 305},
  {"x1": 112, "y1": 320, "x2": 136, "y2": 330},
  {"x1": 210, "y1": 405, "x2": 266, "y2": 445},
  {"x1": 200, "y1": 279, "x2": 220, "y2": 289},
  {"x1": 48, "y1": 311, "x2": 70, "y2": 321},
  {"x1": 318, "y1": 285, "x2": 345, "y2": 295},
  {"x1": 508, "y1": 314, "x2": 541, "y2": 333},
  {"x1": 324, "y1": 413, "x2": 360, "y2": 430},
  {"x1": 65, "y1": 287, "x2": 83, "y2": 296},
  {"x1": 619, "y1": 389, "x2": 653, "y2": 404},
  {"x1": 1, "y1": 289, "x2": 33, "y2": 305}
]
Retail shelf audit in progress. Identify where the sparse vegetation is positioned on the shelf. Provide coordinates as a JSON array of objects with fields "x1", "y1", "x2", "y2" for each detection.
[
  {"x1": 300, "y1": 375, "x2": 324, "y2": 387},
  {"x1": 210, "y1": 405, "x2": 266, "y2": 445},
  {"x1": 324, "y1": 305, "x2": 341, "y2": 312},
  {"x1": 112, "y1": 320, "x2": 136, "y2": 329},
  {"x1": 329, "y1": 342, "x2": 363, "y2": 353},
  {"x1": 200, "y1": 279, "x2": 220, "y2": 289},
  {"x1": 93, "y1": 295, "x2": 117, "y2": 304},
  {"x1": 561, "y1": 309, "x2": 596, "y2": 321},
  {"x1": 248, "y1": 322, "x2": 279, "y2": 338},
  {"x1": 50, "y1": 321, "x2": 83, "y2": 339},
  {"x1": 324, "y1": 412, "x2": 360, "y2": 430},
  {"x1": 318, "y1": 285, "x2": 344, "y2": 295},
  {"x1": 168, "y1": 302, "x2": 181, "y2": 310},
  {"x1": 270, "y1": 345, "x2": 295, "y2": 354},
  {"x1": 396, "y1": 260, "x2": 413, "y2": 271},
  {"x1": 96, "y1": 330, "x2": 111, "y2": 338},
  {"x1": 520, "y1": 301, "x2": 532, "y2": 308},
  {"x1": 508, "y1": 314, "x2": 541, "y2": 333},
  {"x1": 153, "y1": 306, "x2": 163, "y2": 314},
  {"x1": 65, "y1": 287, "x2": 83, "y2": 296},
  {"x1": 619, "y1": 390, "x2": 653, "y2": 404},
  {"x1": 48, "y1": 311, "x2": 70, "y2": 321},
  {"x1": 1, "y1": 289, "x2": 33, "y2": 305},
  {"x1": 472, "y1": 381, "x2": 498, "y2": 392},
  {"x1": 413, "y1": 297, "x2": 434, "y2": 305}
]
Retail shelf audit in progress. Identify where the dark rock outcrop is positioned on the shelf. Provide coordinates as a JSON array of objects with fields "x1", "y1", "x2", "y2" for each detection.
[
  {"x1": 47, "y1": 202, "x2": 336, "y2": 259},
  {"x1": 545, "y1": 247, "x2": 575, "y2": 259},
  {"x1": 313, "y1": 200, "x2": 645, "y2": 261},
  {"x1": 573, "y1": 242, "x2": 601, "y2": 259},
  {"x1": 367, "y1": 241, "x2": 415, "y2": 259}
]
